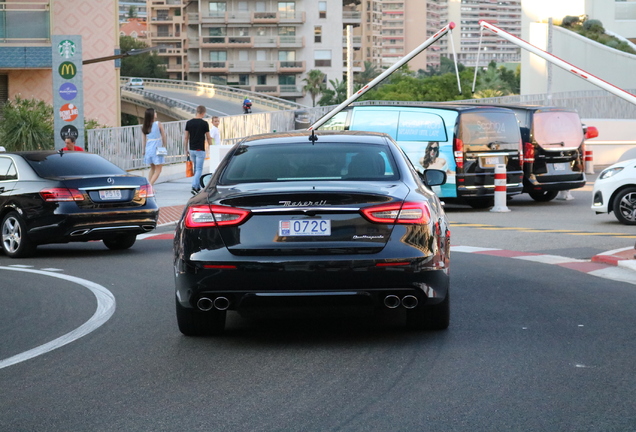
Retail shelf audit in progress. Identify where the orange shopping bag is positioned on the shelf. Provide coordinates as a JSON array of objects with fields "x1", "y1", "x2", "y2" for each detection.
[{"x1": 185, "y1": 156, "x2": 194, "y2": 177}]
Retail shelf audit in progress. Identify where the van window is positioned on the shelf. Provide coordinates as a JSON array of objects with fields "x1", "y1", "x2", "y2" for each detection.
[
  {"x1": 533, "y1": 112, "x2": 583, "y2": 148},
  {"x1": 396, "y1": 111, "x2": 447, "y2": 142},
  {"x1": 459, "y1": 112, "x2": 520, "y2": 151},
  {"x1": 350, "y1": 110, "x2": 399, "y2": 137}
]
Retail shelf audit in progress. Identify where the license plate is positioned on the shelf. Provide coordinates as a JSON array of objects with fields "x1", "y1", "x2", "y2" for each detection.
[
  {"x1": 99, "y1": 189, "x2": 122, "y2": 200},
  {"x1": 553, "y1": 163, "x2": 567, "y2": 171},
  {"x1": 279, "y1": 219, "x2": 331, "y2": 236},
  {"x1": 481, "y1": 156, "x2": 503, "y2": 167}
]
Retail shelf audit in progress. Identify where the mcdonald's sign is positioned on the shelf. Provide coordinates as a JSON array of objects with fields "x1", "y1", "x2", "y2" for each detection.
[{"x1": 59, "y1": 61, "x2": 77, "y2": 79}]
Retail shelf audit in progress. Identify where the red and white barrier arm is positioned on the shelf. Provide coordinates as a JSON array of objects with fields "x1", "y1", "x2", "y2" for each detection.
[
  {"x1": 309, "y1": 22, "x2": 456, "y2": 131},
  {"x1": 479, "y1": 20, "x2": 636, "y2": 107}
]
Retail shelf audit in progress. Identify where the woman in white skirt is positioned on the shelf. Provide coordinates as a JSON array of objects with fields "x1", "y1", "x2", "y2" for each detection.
[{"x1": 142, "y1": 108, "x2": 167, "y2": 185}]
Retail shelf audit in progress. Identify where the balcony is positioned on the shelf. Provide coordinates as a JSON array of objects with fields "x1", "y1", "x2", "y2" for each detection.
[
  {"x1": 188, "y1": 37, "x2": 200, "y2": 48},
  {"x1": 151, "y1": 0, "x2": 182, "y2": 5},
  {"x1": 252, "y1": 11, "x2": 278, "y2": 24},
  {"x1": 228, "y1": 61, "x2": 251, "y2": 73},
  {"x1": 188, "y1": 62, "x2": 200, "y2": 72},
  {"x1": 149, "y1": 31, "x2": 182, "y2": 40},
  {"x1": 0, "y1": 2, "x2": 50, "y2": 44},
  {"x1": 158, "y1": 47, "x2": 183, "y2": 55},
  {"x1": 342, "y1": 36, "x2": 362, "y2": 47},
  {"x1": 227, "y1": 11, "x2": 251, "y2": 23},
  {"x1": 279, "y1": 85, "x2": 303, "y2": 97},
  {"x1": 201, "y1": 61, "x2": 228, "y2": 73},
  {"x1": 277, "y1": 60, "x2": 305, "y2": 73},
  {"x1": 253, "y1": 61, "x2": 277, "y2": 73},
  {"x1": 279, "y1": 11, "x2": 305, "y2": 24},
  {"x1": 187, "y1": 12, "x2": 199, "y2": 23},
  {"x1": 279, "y1": 36, "x2": 304, "y2": 48},
  {"x1": 152, "y1": 14, "x2": 183, "y2": 24},
  {"x1": 343, "y1": 11, "x2": 362, "y2": 24},
  {"x1": 254, "y1": 36, "x2": 278, "y2": 48},
  {"x1": 200, "y1": 36, "x2": 253, "y2": 48}
]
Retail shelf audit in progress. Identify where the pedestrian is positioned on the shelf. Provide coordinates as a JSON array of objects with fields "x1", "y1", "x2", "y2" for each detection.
[
  {"x1": 142, "y1": 108, "x2": 167, "y2": 185},
  {"x1": 184, "y1": 105, "x2": 213, "y2": 195},
  {"x1": 209, "y1": 115, "x2": 223, "y2": 173},
  {"x1": 62, "y1": 136, "x2": 84, "y2": 151}
]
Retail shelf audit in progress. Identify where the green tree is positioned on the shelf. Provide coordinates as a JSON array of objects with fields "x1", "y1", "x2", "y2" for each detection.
[
  {"x1": 355, "y1": 61, "x2": 380, "y2": 84},
  {"x1": 302, "y1": 69, "x2": 326, "y2": 107},
  {"x1": 119, "y1": 36, "x2": 168, "y2": 79},
  {"x1": 127, "y1": 5, "x2": 137, "y2": 19},
  {"x1": 0, "y1": 96, "x2": 54, "y2": 150},
  {"x1": 318, "y1": 78, "x2": 349, "y2": 105}
]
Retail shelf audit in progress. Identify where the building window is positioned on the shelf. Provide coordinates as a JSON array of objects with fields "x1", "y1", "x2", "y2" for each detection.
[
  {"x1": 238, "y1": 50, "x2": 249, "y2": 61},
  {"x1": 257, "y1": 74, "x2": 267, "y2": 85},
  {"x1": 278, "y1": 50, "x2": 296, "y2": 61},
  {"x1": 237, "y1": 1, "x2": 248, "y2": 12},
  {"x1": 314, "y1": 49, "x2": 331, "y2": 67},
  {"x1": 256, "y1": 50, "x2": 267, "y2": 61},
  {"x1": 238, "y1": 27, "x2": 249, "y2": 36},
  {"x1": 209, "y1": 2, "x2": 227, "y2": 16},
  {"x1": 279, "y1": 75, "x2": 296, "y2": 85},
  {"x1": 278, "y1": 2, "x2": 295, "y2": 19},
  {"x1": 314, "y1": 26, "x2": 322, "y2": 43},
  {"x1": 255, "y1": 1, "x2": 266, "y2": 12},
  {"x1": 238, "y1": 74, "x2": 249, "y2": 85},
  {"x1": 210, "y1": 75, "x2": 227, "y2": 85},
  {"x1": 318, "y1": 1, "x2": 327, "y2": 19},
  {"x1": 278, "y1": 26, "x2": 296, "y2": 36},
  {"x1": 209, "y1": 27, "x2": 225, "y2": 36},
  {"x1": 210, "y1": 51, "x2": 227, "y2": 61}
]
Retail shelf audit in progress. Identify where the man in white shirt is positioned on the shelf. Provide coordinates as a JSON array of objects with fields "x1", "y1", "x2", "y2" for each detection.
[{"x1": 209, "y1": 116, "x2": 223, "y2": 173}]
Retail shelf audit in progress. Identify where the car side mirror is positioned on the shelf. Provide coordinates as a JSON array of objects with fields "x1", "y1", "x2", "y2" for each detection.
[
  {"x1": 200, "y1": 173, "x2": 213, "y2": 189},
  {"x1": 585, "y1": 125, "x2": 599, "y2": 139},
  {"x1": 422, "y1": 169, "x2": 447, "y2": 187}
]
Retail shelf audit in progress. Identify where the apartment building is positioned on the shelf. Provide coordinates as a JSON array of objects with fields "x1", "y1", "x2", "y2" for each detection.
[
  {"x1": 381, "y1": 0, "x2": 447, "y2": 72},
  {"x1": 120, "y1": 0, "x2": 148, "y2": 22},
  {"x1": 446, "y1": 0, "x2": 521, "y2": 67},
  {"x1": 0, "y1": 0, "x2": 120, "y2": 127},
  {"x1": 148, "y1": 0, "x2": 349, "y2": 105}
]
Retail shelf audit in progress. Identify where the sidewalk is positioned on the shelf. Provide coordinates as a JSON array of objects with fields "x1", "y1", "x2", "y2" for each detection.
[{"x1": 151, "y1": 176, "x2": 636, "y2": 275}]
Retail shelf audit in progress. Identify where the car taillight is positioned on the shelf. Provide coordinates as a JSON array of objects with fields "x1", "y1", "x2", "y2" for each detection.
[
  {"x1": 453, "y1": 138, "x2": 464, "y2": 169},
  {"x1": 40, "y1": 188, "x2": 84, "y2": 202},
  {"x1": 523, "y1": 142, "x2": 535, "y2": 163},
  {"x1": 184, "y1": 204, "x2": 251, "y2": 228},
  {"x1": 139, "y1": 184, "x2": 154, "y2": 198},
  {"x1": 361, "y1": 202, "x2": 431, "y2": 224},
  {"x1": 585, "y1": 126, "x2": 599, "y2": 139}
]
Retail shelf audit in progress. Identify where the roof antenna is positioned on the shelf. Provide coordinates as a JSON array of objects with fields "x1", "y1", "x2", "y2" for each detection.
[{"x1": 308, "y1": 129, "x2": 318, "y2": 144}]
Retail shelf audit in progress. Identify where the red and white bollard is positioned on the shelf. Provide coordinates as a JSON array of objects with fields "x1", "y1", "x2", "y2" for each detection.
[
  {"x1": 491, "y1": 164, "x2": 510, "y2": 212},
  {"x1": 585, "y1": 150, "x2": 594, "y2": 174}
]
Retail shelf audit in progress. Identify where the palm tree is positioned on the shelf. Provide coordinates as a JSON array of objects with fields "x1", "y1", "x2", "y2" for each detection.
[
  {"x1": 355, "y1": 61, "x2": 380, "y2": 84},
  {"x1": 302, "y1": 69, "x2": 326, "y2": 107}
]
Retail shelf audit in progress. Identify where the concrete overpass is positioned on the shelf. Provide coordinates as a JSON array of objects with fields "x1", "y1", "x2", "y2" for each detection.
[{"x1": 120, "y1": 77, "x2": 307, "y2": 122}]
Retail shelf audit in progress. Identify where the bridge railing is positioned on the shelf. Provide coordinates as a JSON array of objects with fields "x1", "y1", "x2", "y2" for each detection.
[{"x1": 121, "y1": 77, "x2": 306, "y2": 112}]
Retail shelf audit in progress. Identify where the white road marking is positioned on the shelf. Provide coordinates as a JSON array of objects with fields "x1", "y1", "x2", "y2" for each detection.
[
  {"x1": 515, "y1": 255, "x2": 585, "y2": 265},
  {"x1": 0, "y1": 267, "x2": 116, "y2": 370}
]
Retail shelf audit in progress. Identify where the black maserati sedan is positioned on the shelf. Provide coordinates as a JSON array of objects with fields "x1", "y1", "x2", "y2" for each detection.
[
  {"x1": 0, "y1": 149, "x2": 158, "y2": 258},
  {"x1": 173, "y1": 131, "x2": 451, "y2": 335}
]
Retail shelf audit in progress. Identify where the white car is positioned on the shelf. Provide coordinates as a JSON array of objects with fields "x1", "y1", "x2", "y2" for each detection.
[
  {"x1": 592, "y1": 158, "x2": 636, "y2": 224},
  {"x1": 126, "y1": 77, "x2": 144, "y2": 90}
]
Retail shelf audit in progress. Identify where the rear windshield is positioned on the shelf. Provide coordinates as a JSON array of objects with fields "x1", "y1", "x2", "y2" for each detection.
[
  {"x1": 349, "y1": 110, "x2": 448, "y2": 142},
  {"x1": 23, "y1": 152, "x2": 126, "y2": 178},
  {"x1": 533, "y1": 112, "x2": 584, "y2": 147},
  {"x1": 458, "y1": 112, "x2": 521, "y2": 151},
  {"x1": 220, "y1": 143, "x2": 399, "y2": 184}
]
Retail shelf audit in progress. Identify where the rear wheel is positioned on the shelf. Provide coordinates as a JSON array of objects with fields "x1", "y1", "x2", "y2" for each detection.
[
  {"x1": 466, "y1": 198, "x2": 493, "y2": 209},
  {"x1": 528, "y1": 190, "x2": 558, "y2": 202},
  {"x1": 406, "y1": 291, "x2": 450, "y2": 331},
  {"x1": 176, "y1": 297, "x2": 226, "y2": 336},
  {"x1": 1, "y1": 211, "x2": 36, "y2": 258},
  {"x1": 612, "y1": 187, "x2": 636, "y2": 225},
  {"x1": 103, "y1": 234, "x2": 137, "y2": 250}
]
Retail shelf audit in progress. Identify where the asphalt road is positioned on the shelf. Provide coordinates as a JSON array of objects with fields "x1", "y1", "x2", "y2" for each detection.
[
  {"x1": 1, "y1": 183, "x2": 635, "y2": 431},
  {"x1": 145, "y1": 88, "x2": 264, "y2": 117}
]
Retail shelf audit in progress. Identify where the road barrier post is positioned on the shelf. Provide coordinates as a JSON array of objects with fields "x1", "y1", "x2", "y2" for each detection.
[
  {"x1": 585, "y1": 150, "x2": 595, "y2": 174},
  {"x1": 491, "y1": 164, "x2": 510, "y2": 213}
]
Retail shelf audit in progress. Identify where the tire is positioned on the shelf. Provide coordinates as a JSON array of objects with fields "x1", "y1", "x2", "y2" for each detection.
[
  {"x1": 528, "y1": 190, "x2": 558, "y2": 202},
  {"x1": 176, "y1": 297, "x2": 226, "y2": 336},
  {"x1": 406, "y1": 292, "x2": 450, "y2": 331},
  {"x1": 612, "y1": 187, "x2": 636, "y2": 225},
  {"x1": 1, "y1": 211, "x2": 36, "y2": 258},
  {"x1": 466, "y1": 198, "x2": 493, "y2": 209},
  {"x1": 103, "y1": 234, "x2": 137, "y2": 250}
]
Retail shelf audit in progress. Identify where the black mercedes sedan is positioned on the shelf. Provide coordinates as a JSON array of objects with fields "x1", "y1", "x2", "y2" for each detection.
[
  {"x1": 0, "y1": 150, "x2": 158, "y2": 258},
  {"x1": 173, "y1": 131, "x2": 451, "y2": 335}
]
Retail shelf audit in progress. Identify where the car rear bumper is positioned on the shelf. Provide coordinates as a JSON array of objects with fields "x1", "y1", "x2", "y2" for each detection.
[
  {"x1": 523, "y1": 173, "x2": 586, "y2": 192},
  {"x1": 174, "y1": 257, "x2": 450, "y2": 312}
]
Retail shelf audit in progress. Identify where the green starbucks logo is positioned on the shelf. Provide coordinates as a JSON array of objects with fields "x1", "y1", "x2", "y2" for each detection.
[
  {"x1": 59, "y1": 62, "x2": 77, "y2": 79},
  {"x1": 59, "y1": 40, "x2": 76, "y2": 58}
]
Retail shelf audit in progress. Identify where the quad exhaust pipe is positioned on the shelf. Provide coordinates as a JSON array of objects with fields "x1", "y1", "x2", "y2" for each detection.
[
  {"x1": 197, "y1": 296, "x2": 230, "y2": 311},
  {"x1": 383, "y1": 295, "x2": 419, "y2": 309}
]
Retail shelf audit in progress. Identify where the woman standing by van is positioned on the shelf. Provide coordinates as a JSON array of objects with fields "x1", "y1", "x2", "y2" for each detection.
[{"x1": 142, "y1": 108, "x2": 167, "y2": 185}]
